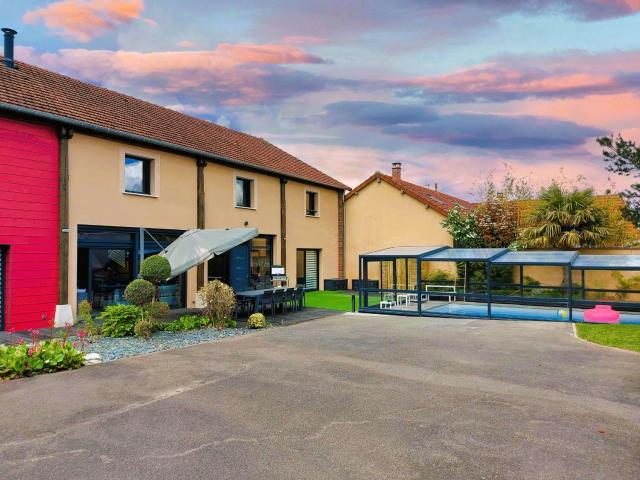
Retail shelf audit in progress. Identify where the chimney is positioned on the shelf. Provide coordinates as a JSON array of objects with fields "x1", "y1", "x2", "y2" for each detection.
[
  {"x1": 434, "y1": 182, "x2": 438, "y2": 192},
  {"x1": 391, "y1": 162, "x2": 402, "y2": 182},
  {"x1": 2, "y1": 28, "x2": 17, "y2": 69}
]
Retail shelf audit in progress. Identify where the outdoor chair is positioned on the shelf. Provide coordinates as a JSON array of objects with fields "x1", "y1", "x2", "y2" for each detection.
[
  {"x1": 284, "y1": 287, "x2": 296, "y2": 313},
  {"x1": 294, "y1": 286, "x2": 305, "y2": 311},
  {"x1": 261, "y1": 289, "x2": 275, "y2": 316},
  {"x1": 234, "y1": 296, "x2": 254, "y2": 319},
  {"x1": 272, "y1": 289, "x2": 286, "y2": 324}
]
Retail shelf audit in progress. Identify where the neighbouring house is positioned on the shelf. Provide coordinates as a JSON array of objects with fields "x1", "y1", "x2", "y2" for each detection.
[
  {"x1": 344, "y1": 162, "x2": 473, "y2": 288},
  {"x1": 0, "y1": 30, "x2": 348, "y2": 331}
]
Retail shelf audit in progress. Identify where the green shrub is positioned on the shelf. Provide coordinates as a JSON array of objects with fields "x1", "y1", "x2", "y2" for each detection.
[
  {"x1": 140, "y1": 255, "x2": 172, "y2": 285},
  {"x1": 124, "y1": 279, "x2": 156, "y2": 307},
  {"x1": 150, "y1": 321, "x2": 166, "y2": 332},
  {"x1": 0, "y1": 340, "x2": 84, "y2": 380},
  {"x1": 198, "y1": 280, "x2": 236, "y2": 330},
  {"x1": 145, "y1": 301, "x2": 169, "y2": 321},
  {"x1": 78, "y1": 299, "x2": 97, "y2": 335},
  {"x1": 134, "y1": 319, "x2": 153, "y2": 339},
  {"x1": 426, "y1": 269, "x2": 454, "y2": 283},
  {"x1": 225, "y1": 318, "x2": 237, "y2": 329},
  {"x1": 248, "y1": 313, "x2": 268, "y2": 329},
  {"x1": 163, "y1": 315, "x2": 211, "y2": 332},
  {"x1": 99, "y1": 304, "x2": 141, "y2": 337}
]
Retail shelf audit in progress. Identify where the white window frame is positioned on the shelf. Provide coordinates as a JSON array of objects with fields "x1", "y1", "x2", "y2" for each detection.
[{"x1": 234, "y1": 173, "x2": 257, "y2": 210}]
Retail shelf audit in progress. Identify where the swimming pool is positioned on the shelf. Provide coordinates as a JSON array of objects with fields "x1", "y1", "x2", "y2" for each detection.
[{"x1": 426, "y1": 303, "x2": 640, "y2": 324}]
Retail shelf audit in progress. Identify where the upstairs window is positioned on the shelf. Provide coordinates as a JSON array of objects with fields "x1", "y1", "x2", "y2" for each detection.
[
  {"x1": 124, "y1": 155, "x2": 151, "y2": 195},
  {"x1": 306, "y1": 191, "x2": 318, "y2": 217},
  {"x1": 235, "y1": 177, "x2": 253, "y2": 208}
]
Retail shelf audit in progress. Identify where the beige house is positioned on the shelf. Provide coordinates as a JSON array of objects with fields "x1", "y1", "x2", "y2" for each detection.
[
  {"x1": 344, "y1": 163, "x2": 472, "y2": 287},
  {"x1": 0, "y1": 57, "x2": 348, "y2": 319}
]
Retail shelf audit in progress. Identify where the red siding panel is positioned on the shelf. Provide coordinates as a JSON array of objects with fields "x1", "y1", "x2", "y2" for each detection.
[{"x1": 0, "y1": 117, "x2": 58, "y2": 331}]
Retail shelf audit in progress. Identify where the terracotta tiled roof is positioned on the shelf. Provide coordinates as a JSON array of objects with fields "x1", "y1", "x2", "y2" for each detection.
[
  {"x1": 0, "y1": 59, "x2": 348, "y2": 190},
  {"x1": 345, "y1": 171, "x2": 473, "y2": 215}
]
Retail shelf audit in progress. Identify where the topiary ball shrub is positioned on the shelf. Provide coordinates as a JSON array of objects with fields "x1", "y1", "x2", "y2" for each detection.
[
  {"x1": 247, "y1": 313, "x2": 268, "y2": 329},
  {"x1": 124, "y1": 279, "x2": 156, "y2": 307},
  {"x1": 140, "y1": 255, "x2": 171, "y2": 285},
  {"x1": 145, "y1": 301, "x2": 170, "y2": 321},
  {"x1": 134, "y1": 319, "x2": 153, "y2": 339}
]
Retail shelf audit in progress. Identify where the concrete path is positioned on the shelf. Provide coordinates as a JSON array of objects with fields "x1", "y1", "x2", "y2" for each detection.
[{"x1": 1, "y1": 314, "x2": 639, "y2": 479}]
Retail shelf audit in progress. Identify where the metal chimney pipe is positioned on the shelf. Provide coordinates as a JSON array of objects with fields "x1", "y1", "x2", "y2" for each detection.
[{"x1": 2, "y1": 28, "x2": 17, "y2": 69}]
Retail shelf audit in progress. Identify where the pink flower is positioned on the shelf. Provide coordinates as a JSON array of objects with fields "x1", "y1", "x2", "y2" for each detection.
[
  {"x1": 16, "y1": 339, "x2": 25, "y2": 345},
  {"x1": 27, "y1": 347, "x2": 34, "y2": 356}
]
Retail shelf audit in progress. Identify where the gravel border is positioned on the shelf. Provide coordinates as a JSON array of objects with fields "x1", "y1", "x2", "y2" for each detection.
[{"x1": 80, "y1": 328, "x2": 258, "y2": 362}]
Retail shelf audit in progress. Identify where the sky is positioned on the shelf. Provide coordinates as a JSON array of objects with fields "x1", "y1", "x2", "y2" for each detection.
[{"x1": 3, "y1": 0, "x2": 640, "y2": 199}]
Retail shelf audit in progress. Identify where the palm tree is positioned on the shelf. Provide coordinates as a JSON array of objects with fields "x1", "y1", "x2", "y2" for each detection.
[{"x1": 519, "y1": 183, "x2": 611, "y2": 249}]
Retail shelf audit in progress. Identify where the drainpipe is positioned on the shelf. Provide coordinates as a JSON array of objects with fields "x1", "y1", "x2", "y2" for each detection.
[
  {"x1": 196, "y1": 158, "x2": 207, "y2": 288},
  {"x1": 338, "y1": 190, "x2": 345, "y2": 279},
  {"x1": 280, "y1": 177, "x2": 287, "y2": 272}
]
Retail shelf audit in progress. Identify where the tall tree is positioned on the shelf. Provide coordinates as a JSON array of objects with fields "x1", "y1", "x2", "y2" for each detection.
[
  {"x1": 597, "y1": 134, "x2": 640, "y2": 226},
  {"x1": 519, "y1": 183, "x2": 611, "y2": 249}
]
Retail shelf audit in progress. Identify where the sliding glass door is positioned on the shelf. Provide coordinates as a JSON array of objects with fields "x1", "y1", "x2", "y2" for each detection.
[{"x1": 77, "y1": 226, "x2": 186, "y2": 309}]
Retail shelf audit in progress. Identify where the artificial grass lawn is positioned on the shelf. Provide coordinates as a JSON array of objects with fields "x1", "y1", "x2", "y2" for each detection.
[
  {"x1": 304, "y1": 290, "x2": 360, "y2": 311},
  {"x1": 575, "y1": 323, "x2": 640, "y2": 353}
]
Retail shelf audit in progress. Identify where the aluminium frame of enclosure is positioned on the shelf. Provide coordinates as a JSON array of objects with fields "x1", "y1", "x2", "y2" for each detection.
[{"x1": 358, "y1": 247, "x2": 640, "y2": 322}]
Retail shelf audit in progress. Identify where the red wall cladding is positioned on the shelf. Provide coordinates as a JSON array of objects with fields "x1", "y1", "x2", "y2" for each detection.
[{"x1": 0, "y1": 117, "x2": 59, "y2": 331}]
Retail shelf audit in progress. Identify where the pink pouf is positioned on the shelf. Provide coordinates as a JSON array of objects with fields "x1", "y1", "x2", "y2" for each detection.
[{"x1": 583, "y1": 305, "x2": 620, "y2": 324}]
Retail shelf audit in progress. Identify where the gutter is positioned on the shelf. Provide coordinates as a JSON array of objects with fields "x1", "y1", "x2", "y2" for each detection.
[{"x1": 0, "y1": 101, "x2": 350, "y2": 192}]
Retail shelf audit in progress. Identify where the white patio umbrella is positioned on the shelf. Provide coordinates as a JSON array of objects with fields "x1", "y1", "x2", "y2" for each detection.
[{"x1": 160, "y1": 227, "x2": 259, "y2": 279}]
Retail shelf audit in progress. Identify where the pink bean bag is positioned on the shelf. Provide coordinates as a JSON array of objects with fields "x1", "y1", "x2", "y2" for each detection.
[{"x1": 583, "y1": 304, "x2": 620, "y2": 324}]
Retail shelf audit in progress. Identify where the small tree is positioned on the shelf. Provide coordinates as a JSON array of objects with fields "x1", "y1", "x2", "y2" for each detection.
[
  {"x1": 475, "y1": 195, "x2": 519, "y2": 248},
  {"x1": 519, "y1": 183, "x2": 611, "y2": 249},
  {"x1": 140, "y1": 255, "x2": 171, "y2": 301},
  {"x1": 124, "y1": 279, "x2": 156, "y2": 321},
  {"x1": 198, "y1": 280, "x2": 236, "y2": 330},
  {"x1": 140, "y1": 255, "x2": 171, "y2": 285},
  {"x1": 441, "y1": 206, "x2": 483, "y2": 248},
  {"x1": 597, "y1": 134, "x2": 640, "y2": 226}
]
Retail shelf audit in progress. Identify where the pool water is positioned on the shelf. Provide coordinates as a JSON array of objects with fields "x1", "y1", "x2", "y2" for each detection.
[{"x1": 426, "y1": 303, "x2": 640, "y2": 324}]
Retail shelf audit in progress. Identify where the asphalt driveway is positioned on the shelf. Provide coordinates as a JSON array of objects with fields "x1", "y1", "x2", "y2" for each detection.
[{"x1": 1, "y1": 314, "x2": 639, "y2": 479}]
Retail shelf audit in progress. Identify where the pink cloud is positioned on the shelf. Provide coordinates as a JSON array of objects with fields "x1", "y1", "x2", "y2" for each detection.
[
  {"x1": 398, "y1": 50, "x2": 640, "y2": 103},
  {"x1": 281, "y1": 35, "x2": 328, "y2": 46},
  {"x1": 23, "y1": 0, "x2": 146, "y2": 42},
  {"x1": 408, "y1": 66, "x2": 614, "y2": 97},
  {"x1": 17, "y1": 43, "x2": 330, "y2": 105}
]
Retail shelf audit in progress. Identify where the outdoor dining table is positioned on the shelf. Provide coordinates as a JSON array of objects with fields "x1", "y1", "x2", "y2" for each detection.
[{"x1": 236, "y1": 287, "x2": 288, "y2": 313}]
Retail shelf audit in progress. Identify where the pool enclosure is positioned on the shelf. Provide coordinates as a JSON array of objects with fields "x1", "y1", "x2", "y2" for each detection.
[{"x1": 358, "y1": 246, "x2": 640, "y2": 323}]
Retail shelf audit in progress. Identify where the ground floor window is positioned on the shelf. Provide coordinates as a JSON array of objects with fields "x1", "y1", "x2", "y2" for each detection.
[
  {"x1": 297, "y1": 249, "x2": 320, "y2": 290},
  {"x1": 77, "y1": 226, "x2": 186, "y2": 309}
]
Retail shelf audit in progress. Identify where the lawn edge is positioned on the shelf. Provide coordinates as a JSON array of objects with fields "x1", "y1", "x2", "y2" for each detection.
[{"x1": 571, "y1": 323, "x2": 640, "y2": 355}]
